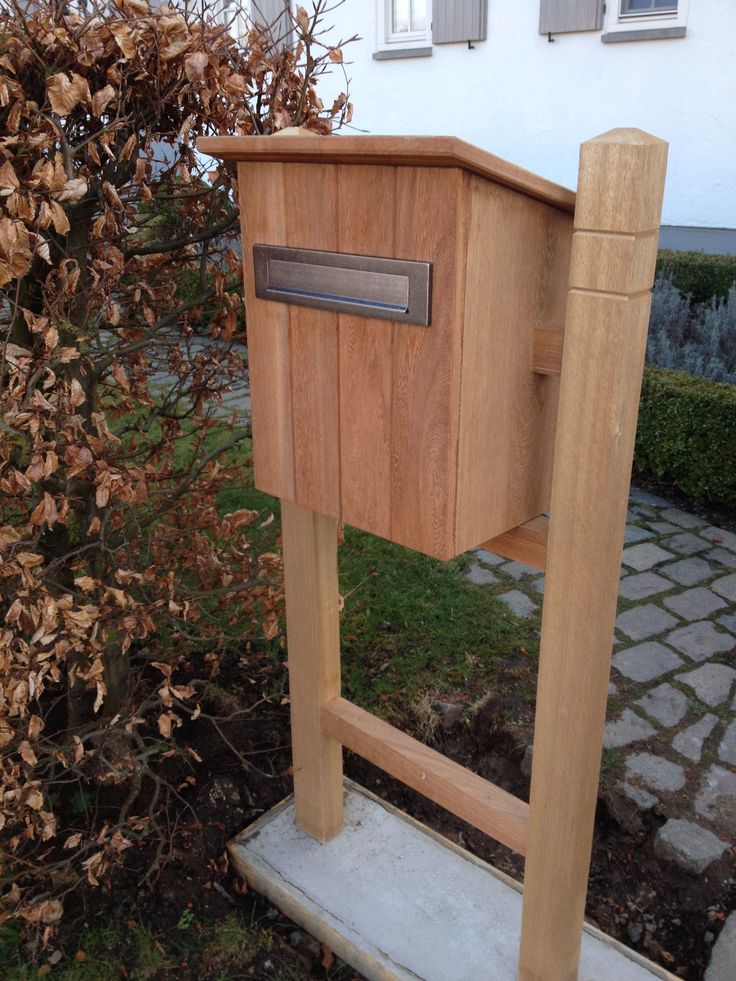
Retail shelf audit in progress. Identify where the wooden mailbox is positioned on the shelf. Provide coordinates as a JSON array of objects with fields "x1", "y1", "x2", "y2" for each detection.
[{"x1": 200, "y1": 130, "x2": 669, "y2": 981}]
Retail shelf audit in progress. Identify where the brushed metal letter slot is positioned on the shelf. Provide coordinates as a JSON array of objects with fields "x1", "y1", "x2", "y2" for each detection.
[{"x1": 253, "y1": 245, "x2": 432, "y2": 326}]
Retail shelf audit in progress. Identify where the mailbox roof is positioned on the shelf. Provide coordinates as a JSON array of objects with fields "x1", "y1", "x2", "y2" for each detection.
[{"x1": 198, "y1": 134, "x2": 576, "y2": 213}]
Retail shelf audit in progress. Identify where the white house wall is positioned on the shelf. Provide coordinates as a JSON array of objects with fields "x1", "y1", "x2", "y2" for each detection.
[{"x1": 319, "y1": 1, "x2": 736, "y2": 234}]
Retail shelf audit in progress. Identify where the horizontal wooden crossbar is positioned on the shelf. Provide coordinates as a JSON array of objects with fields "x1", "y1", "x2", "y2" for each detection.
[
  {"x1": 321, "y1": 697, "x2": 529, "y2": 855},
  {"x1": 532, "y1": 327, "x2": 564, "y2": 375},
  {"x1": 478, "y1": 515, "x2": 549, "y2": 571}
]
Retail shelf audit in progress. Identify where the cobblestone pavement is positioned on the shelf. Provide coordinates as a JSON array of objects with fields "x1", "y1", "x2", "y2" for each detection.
[{"x1": 464, "y1": 486, "x2": 735, "y2": 876}]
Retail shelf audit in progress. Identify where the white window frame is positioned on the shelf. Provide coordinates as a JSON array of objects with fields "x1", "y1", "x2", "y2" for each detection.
[
  {"x1": 376, "y1": 0, "x2": 432, "y2": 54},
  {"x1": 603, "y1": 0, "x2": 688, "y2": 38},
  {"x1": 216, "y1": 0, "x2": 252, "y2": 42}
]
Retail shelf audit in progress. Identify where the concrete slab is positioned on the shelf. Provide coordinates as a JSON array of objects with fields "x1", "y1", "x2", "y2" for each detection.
[{"x1": 229, "y1": 783, "x2": 674, "y2": 981}]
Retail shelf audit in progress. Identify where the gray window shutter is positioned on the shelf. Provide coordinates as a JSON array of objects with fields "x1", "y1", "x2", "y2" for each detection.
[
  {"x1": 252, "y1": 0, "x2": 292, "y2": 48},
  {"x1": 432, "y1": 0, "x2": 489, "y2": 45},
  {"x1": 539, "y1": 0, "x2": 604, "y2": 34}
]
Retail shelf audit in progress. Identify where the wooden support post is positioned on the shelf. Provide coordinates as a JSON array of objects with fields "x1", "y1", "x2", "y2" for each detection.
[
  {"x1": 281, "y1": 500, "x2": 344, "y2": 841},
  {"x1": 518, "y1": 130, "x2": 667, "y2": 981}
]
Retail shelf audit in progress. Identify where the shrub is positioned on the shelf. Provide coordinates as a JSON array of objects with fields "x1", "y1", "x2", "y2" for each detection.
[
  {"x1": 656, "y1": 249, "x2": 736, "y2": 305},
  {"x1": 635, "y1": 367, "x2": 736, "y2": 507}
]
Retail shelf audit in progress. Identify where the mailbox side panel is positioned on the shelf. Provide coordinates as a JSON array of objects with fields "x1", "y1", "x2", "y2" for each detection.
[
  {"x1": 237, "y1": 162, "x2": 295, "y2": 501},
  {"x1": 454, "y1": 179, "x2": 573, "y2": 554}
]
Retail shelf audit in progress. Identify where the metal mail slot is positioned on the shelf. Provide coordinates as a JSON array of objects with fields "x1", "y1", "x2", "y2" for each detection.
[{"x1": 253, "y1": 245, "x2": 432, "y2": 326}]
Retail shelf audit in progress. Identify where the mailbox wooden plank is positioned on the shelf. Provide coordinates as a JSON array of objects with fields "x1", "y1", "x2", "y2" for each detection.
[{"x1": 208, "y1": 135, "x2": 577, "y2": 559}]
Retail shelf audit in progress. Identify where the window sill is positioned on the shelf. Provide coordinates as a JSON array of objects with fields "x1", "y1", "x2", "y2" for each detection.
[
  {"x1": 373, "y1": 46, "x2": 433, "y2": 60},
  {"x1": 602, "y1": 25, "x2": 686, "y2": 42}
]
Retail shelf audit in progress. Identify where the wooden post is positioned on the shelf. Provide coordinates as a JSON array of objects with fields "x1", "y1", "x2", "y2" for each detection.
[
  {"x1": 518, "y1": 130, "x2": 667, "y2": 981},
  {"x1": 281, "y1": 500, "x2": 344, "y2": 841}
]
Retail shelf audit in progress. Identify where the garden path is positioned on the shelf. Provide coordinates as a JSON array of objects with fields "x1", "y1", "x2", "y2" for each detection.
[{"x1": 466, "y1": 486, "x2": 736, "y2": 877}]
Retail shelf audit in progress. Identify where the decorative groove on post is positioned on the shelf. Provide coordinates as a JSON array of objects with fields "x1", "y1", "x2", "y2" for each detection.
[{"x1": 518, "y1": 129, "x2": 668, "y2": 981}]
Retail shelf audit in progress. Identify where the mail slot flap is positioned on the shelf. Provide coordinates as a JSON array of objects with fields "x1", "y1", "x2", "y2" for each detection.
[{"x1": 254, "y1": 245, "x2": 432, "y2": 325}]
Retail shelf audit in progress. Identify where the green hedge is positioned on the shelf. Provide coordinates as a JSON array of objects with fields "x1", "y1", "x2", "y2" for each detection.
[
  {"x1": 656, "y1": 249, "x2": 736, "y2": 305},
  {"x1": 635, "y1": 367, "x2": 736, "y2": 508}
]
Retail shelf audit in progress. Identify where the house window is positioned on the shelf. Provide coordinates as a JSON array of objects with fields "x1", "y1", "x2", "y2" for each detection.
[
  {"x1": 602, "y1": 0, "x2": 687, "y2": 41},
  {"x1": 374, "y1": 0, "x2": 432, "y2": 59},
  {"x1": 620, "y1": 0, "x2": 678, "y2": 15}
]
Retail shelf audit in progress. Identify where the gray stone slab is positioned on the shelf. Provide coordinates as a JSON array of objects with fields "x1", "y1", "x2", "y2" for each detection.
[
  {"x1": 604, "y1": 709, "x2": 657, "y2": 749},
  {"x1": 625, "y1": 752, "x2": 686, "y2": 792},
  {"x1": 676, "y1": 663, "x2": 736, "y2": 707},
  {"x1": 654, "y1": 819, "x2": 729, "y2": 874},
  {"x1": 659, "y1": 508, "x2": 707, "y2": 530},
  {"x1": 711, "y1": 572, "x2": 736, "y2": 603},
  {"x1": 647, "y1": 521, "x2": 680, "y2": 535},
  {"x1": 705, "y1": 911, "x2": 736, "y2": 981},
  {"x1": 666, "y1": 621, "x2": 735, "y2": 662},
  {"x1": 635, "y1": 683, "x2": 689, "y2": 727},
  {"x1": 660, "y1": 556, "x2": 714, "y2": 587},
  {"x1": 471, "y1": 548, "x2": 505, "y2": 566},
  {"x1": 700, "y1": 526, "x2": 736, "y2": 552},
  {"x1": 618, "y1": 572, "x2": 672, "y2": 601},
  {"x1": 621, "y1": 543, "x2": 675, "y2": 572},
  {"x1": 464, "y1": 563, "x2": 499, "y2": 586},
  {"x1": 531, "y1": 577, "x2": 545, "y2": 595},
  {"x1": 717, "y1": 613, "x2": 736, "y2": 633},
  {"x1": 497, "y1": 590, "x2": 538, "y2": 618},
  {"x1": 661, "y1": 532, "x2": 710, "y2": 556},
  {"x1": 620, "y1": 783, "x2": 658, "y2": 810},
  {"x1": 663, "y1": 587, "x2": 727, "y2": 621},
  {"x1": 672, "y1": 713, "x2": 719, "y2": 763},
  {"x1": 717, "y1": 720, "x2": 736, "y2": 766},
  {"x1": 611, "y1": 642, "x2": 684, "y2": 683},
  {"x1": 628, "y1": 487, "x2": 672, "y2": 508},
  {"x1": 708, "y1": 547, "x2": 736, "y2": 569},
  {"x1": 235, "y1": 784, "x2": 666, "y2": 981},
  {"x1": 499, "y1": 560, "x2": 539, "y2": 581},
  {"x1": 624, "y1": 525, "x2": 654, "y2": 544},
  {"x1": 615, "y1": 604, "x2": 679, "y2": 642},
  {"x1": 695, "y1": 764, "x2": 736, "y2": 827}
]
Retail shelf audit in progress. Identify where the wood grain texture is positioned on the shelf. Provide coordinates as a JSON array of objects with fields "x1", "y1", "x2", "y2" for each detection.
[
  {"x1": 532, "y1": 328, "x2": 564, "y2": 376},
  {"x1": 284, "y1": 163, "x2": 341, "y2": 517},
  {"x1": 321, "y1": 698, "x2": 529, "y2": 855},
  {"x1": 453, "y1": 179, "x2": 572, "y2": 554},
  {"x1": 337, "y1": 165, "x2": 395, "y2": 540},
  {"x1": 236, "y1": 161, "x2": 294, "y2": 499},
  {"x1": 478, "y1": 515, "x2": 549, "y2": 571},
  {"x1": 518, "y1": 129, "x2": 668, "y2": 981},
  {"x1": 281, "y1": 501, "x2": 343, "y2": 841},
  {"x1": 390, "y1": 167, "x2": 468, "y2": 559},
  {"x1": 199, "y1": 134, "x2": 576, "y2": 213}
]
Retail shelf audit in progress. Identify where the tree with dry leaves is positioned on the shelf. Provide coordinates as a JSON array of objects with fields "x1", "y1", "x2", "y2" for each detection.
[{"x1": 0, "y1": 0, "x2": 353, "y2": 937}]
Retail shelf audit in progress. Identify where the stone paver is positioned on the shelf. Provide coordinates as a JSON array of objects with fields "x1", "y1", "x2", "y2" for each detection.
[
  {"x1": 672, "y1": 713, "x2": 719, "y2": 762},
  {"x1": 464, "y1": 563, "x2": 499, "y2": 586},
  {"x1": 615, "y1": 604, "x2": 679, "y2": 642},
  {"x1": 603, "y1": 709, "x2": 656, "y2": 749},
  {"x1": 661, "y1": 556, "x2": 714, "y2": 586},
  {"x1": 625, "y1": 753, "x2": 686, "y2": 793},
  {"x1": 717, "y1": 613, "x2": 736, "y2": 632},
  {"x1": 660, "y1": 507, "x2": 707, "y2": 530},
  {"x1": 621, "y1": 783, "x2": 658, "y2": 810},
  {"x1": 611, "y1": 642, "x2": 684, "y2": 683},
  {"x1": 665, "y1": 621, "x2": 734, "y2": 662},
  {"x1": 621, "y1": 543, "x2": 675, "y2": 572},
  {"x1": 654, "y1": 819, "x2": 729, "y2": 874},
  {"x1": 531, "y1": 577, "x2": 545, "y2": 594},
  {"x1": 499, "y1": 560, "x2": 538, "y2": 581},
  {"x1": 624, "y1": 525, "x2": 653, "y2": 544},
  {"x1": 717, "y1": 720, "x2": 736, "y2": 765},
  {"x1": 629, "y1": 488, "x2": 671, "y2": 508},
  {"x1": 647, "y1": 521, "x2": 680, "y2": 535},
  {"x1": 695, "y1": 764, "x2": 736, "y2": 826},
  {"x1": 700, "y1": 526, "x2": 736, "y2": 552},
  {"x1": 705, "y1": 911, "x2": 736, "y2": 981},
  {"x1": 497, "y1": 590, "x2": 537, "y2": 618},
  {"x1": 635, "y1": 683, "x2": 689, "y2": 727},
  {"x1": 712, "y1": 572, "x2": 736, "y2": 602},
  {"x1": 708, "y1": 547, "x2": 736, "y2": 569},
  {"x1": 661, "y1": 532, "x2": 710, "y2": 556},
  {"x1": 618, "y1": 572, "x2": 672, "y2": 600},
  {"x1": 676, "y1": 663, "x2": 736, "y2": 707},
  {"x1": 663, "y1": 587, "x2": 727, "y2": 620},
  {"x1": 472, "y1": 548, "x2": 505, "y2": 566}
]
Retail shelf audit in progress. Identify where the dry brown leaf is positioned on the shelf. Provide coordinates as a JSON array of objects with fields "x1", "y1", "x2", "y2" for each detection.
[{"x1": 47, "y1": 72, "x2": 91, "y2": 115}]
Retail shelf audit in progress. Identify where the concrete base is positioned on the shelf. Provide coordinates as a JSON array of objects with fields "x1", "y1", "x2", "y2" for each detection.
[{"x1": 229, "y1": 781, "x2": 675, "y2": 981}]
